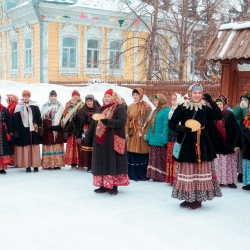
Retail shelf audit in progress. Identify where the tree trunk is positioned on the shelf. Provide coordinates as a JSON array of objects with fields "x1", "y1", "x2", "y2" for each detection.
[{"x1": 146, "y1": 1, "x2": 159, "y2": 80}]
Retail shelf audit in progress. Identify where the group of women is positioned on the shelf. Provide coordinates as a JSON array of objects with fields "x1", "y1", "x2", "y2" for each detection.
[{"x1": 1, "y1": 85, "x2": 250, "y2": 208}]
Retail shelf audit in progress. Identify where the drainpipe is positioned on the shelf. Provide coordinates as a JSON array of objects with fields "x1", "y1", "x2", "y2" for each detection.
[{"x1": 32, "y1": 0, "x2": 43, "y2": 83}]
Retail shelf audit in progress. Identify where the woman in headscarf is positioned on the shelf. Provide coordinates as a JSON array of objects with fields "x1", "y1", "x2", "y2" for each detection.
[
  {"x1": 169, "y1": 84, "x2": 222, "y2": 210},
  {"x1": 85, "y1": 89, "x2": 129, "y2": 196},
  {"x1": 125, "y1": 88, "x2": 152, "y2": 181},
  {"x1": 145, "y1": 94, "x2": 170, "y2": 182},
  {"x1": 166, "y1": 93, "x2": 184, "y2": 185},
  {"x1": 233, "y1": 92, "x2": 250, "y2": 183},
  {"x1": 207, "y1": 96, "x2": 239, "y2": 188},
  {"x1": 0, "y1": 95, "x2": 14, "y2": 175},
  {"x1": 41, "y1": 90, "x2": 65, "y2": 170},
  {"x1": 13, "y1": 90, "x2": 43, "y2": 173},
  {"x1": 76, "y1": 94, "x2": 99, "y2": 172},
  {"x1": 6, "y1": 94, "x2": 19, "y2": 167},
  {"x1": 62, "y1": 90, "x2": 84, "y2": 170},
  {"x1": 234, "y1": 102, "x2": 250, "y2": 191}
]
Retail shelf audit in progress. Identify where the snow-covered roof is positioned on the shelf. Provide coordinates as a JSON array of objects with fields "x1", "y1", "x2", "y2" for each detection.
[{"x1": 219, "y1": 21, "x2": 250, "y2": 31}]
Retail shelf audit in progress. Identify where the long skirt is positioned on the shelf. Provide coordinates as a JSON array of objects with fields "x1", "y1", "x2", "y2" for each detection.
[
  {"x1": 9, "y1": 145, "x2": 15, "y2": 166},
  {"x1": 128, "y1": 152, "x2": 148, "y2": 181},
  {"x1": 15, "y1": 145, "x2": 41, "y2": 168},
  {"x1": 172, "y1": 161, "x2": 222, "y2": 202},
  {"x1": 41, "y1": 144, "x2": 65, "y2": 169},
  {"x1": 93, "y1": 174, "x2": 130, "y2": 189},
  {"x1": 242, "y1": 159, "x2": 250, "y2": 185},
  {"x1": 237, "y1": 152, "x2": 243, "y2": 174},
  {"x1": 147, "y1": 146, "x2": 166, "y2": 182},
  {"x1": 166, "y1": 142, "x2": 178, "y2": 185},
  {"x1": 0, "y1": 156, "x2": 11, "y2": 170},
  {"x1": 65, "y1": 136, "x2": 80, "y2": 165},
  {"x1": 214, "y1": 153, "x2": 237, "y2": 184},
  {"x1": 79, "y1": 141, "x2": 93, "y2": 168}
]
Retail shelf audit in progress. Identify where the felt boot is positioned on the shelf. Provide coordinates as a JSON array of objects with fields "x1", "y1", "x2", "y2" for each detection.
[
  {"x1": 180, "y1": 201, "x2": 191, "y2": 208},
  {"x1": 94, "y1": 186, "x2": 109, "y2": 193},
  {"x1": 189, "y1": 200, "x2": 202, "y2": 210},
  {"x1": 109, "y1": 186, "x2": 118, "y2": 196}
]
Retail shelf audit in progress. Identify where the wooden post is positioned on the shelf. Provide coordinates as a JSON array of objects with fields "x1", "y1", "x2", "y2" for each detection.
[{"x1": 220, "y1": 59, "x2": 238, "y2": 108}]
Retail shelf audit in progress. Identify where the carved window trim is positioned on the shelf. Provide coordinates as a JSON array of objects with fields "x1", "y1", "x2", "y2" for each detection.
[
  {"x1": 9, "y1": 29, "x2": 19, "y2": 78},
  {"x1": 59, "y1": 24, "x2": 80, "y2": 79},
  {"x1": 106, "y1": 30, "x2": 124, "y2": 79},
  {"x1": 22, "y1": 25, "x2": 33, "y2": 78},
  {"x1": 84, "y1": 27, "x2": 102, "y2": 78}
]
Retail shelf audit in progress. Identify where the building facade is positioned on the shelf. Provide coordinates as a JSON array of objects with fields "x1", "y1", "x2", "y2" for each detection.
[{"x1": 0, "y1": 0, "x2": 186, "y2": 83}]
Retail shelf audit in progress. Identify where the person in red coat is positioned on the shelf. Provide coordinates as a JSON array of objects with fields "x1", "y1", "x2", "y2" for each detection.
[{"x1": 6, "y1": 94, "x2": 19, "y2": 167}]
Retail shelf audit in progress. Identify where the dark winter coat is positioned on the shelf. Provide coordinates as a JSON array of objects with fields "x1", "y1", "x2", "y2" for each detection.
[
  {"x1": 76, "y1": 103, "x2": 99, "y2": 140},
  {"x1": 0, "y1": 107, "x2": 13, "y2": 156},
  {"x1": 85, "y1": 105, "x2": 128, "y2": 176},
  {"x1": 41, "y1": 118, "x2": 64, "y2": 145},
  {"x1": 235, "y1": 122, "x2": 250, "y2": 160},
  {"x1": 168, "y1": 103, "x2": 222, "y2": 163},
  {"x1": 13, "y1": 105, "x2": 42, "y2": 146},
  {"x1": 206, "y1": 111, "x2": 239, "y2": 155}
]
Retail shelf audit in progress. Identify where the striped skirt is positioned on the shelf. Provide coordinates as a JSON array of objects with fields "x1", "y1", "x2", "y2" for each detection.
[{"x1": 172, "y1": 161, "x2": 222, "y2": 202}]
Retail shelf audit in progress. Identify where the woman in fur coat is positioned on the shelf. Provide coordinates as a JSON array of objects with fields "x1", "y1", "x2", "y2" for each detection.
[{"x1": 168, "y1": 84, "x2": 222, "y2": 210}]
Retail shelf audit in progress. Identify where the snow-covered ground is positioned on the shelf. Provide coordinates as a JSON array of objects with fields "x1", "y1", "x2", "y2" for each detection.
[
  {"x1": 0, "y1": 81, "x2": 249, "y2": 249},
  {"x1": 0, "y1": 166, "x2": 249, "y2": 250}
]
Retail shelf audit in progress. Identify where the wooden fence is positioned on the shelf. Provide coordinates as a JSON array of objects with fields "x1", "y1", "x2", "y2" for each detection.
[{"x1": 49, "y1": 80, "x2": 221, "y2": 101}]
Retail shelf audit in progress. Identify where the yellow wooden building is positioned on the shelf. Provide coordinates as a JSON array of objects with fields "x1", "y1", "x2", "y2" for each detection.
[{"x1": 0, "y1": 0, "x2": 184, "y2": 83}]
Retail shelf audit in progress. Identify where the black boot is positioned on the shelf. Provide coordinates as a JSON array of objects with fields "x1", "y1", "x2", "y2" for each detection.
[
  {"x1": 237, "y1": 173, "x2": 243, "y2": 183},
  {"x1": 26, "y1": 167, "x2": 31, "y2": 173},
  {"x1": 109, "y1": 186, "x2": 118, "y2": 196},
  {"x1": 228, "y1": 183, "x2": 237, "y2": 189},
  {"x1": 242, "y1": 185, "x2": 250, "y2": 190},
  {"x1": 189, "y1": 200, "x2": 202, "y2": 210},
  {"x1": 0, "y1": 169, "x2": 6, "y2": 175},
  {"x1": 34, "y1": 168, "x2": 39, "y2": 173},
  {"x1": 94, "y1": 187, "x2": 109, "y2": 193},
  {"x1": 54, "y1": 167, "x2": 61, "y2": 170},
  {"x1": 87, "y1": 167, "x2": 91, "y2": 173},
  {"x1": 180, "y1": 201, "x2": 191, "y2": 208}
]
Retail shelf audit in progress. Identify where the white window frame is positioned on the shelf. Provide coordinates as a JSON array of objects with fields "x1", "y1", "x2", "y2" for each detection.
[
  {"x1": 62, "y1": 37, "x2": 77, "y2": 69},
  {"x1": 59, "y1": 24, "x2": 80, "y2": 79},
  {"x1": 84, "y1": 27, "x2": 102, "y2": 78},
  {"x1": 106, "y1": 29, "x2": 124, "y2": 78},
  {"x1": 22, "y1": 25, "x2": 33, "y2": 78},
  {"x1": 9, "y1": 29, "x2": 19, "y2": 78},
  {"x1": 86, "y1": 39, "x2": 100, "y2": 69}
]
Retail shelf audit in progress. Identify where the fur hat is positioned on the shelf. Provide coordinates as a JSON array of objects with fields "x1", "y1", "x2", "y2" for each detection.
[
  {"x1": 85, "y1": 94, "x2": 94, "y2": 101},
  {"x1": 22, "y1": 90, "x2": 31, "y2": 97}
]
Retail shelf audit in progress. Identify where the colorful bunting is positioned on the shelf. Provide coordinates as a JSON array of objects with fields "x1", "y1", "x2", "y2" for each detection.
[
  {"x1": 63, "y1": 16, "x2": 70, "y2": 18},
  {"x1": 134, "y1": 20, "x2": 140, "y2": 25},
  {"x1": 87, "y1": 14, "x2": 92, "y2": 19},
  {"x1": 41, "y1": 15, "x2": 46, "y2": 21},
  {"x1": 56, "y1": 15, "x2": 61, "y2": 19},
  {"x1": 118, "y1": 20, "x2": 124, "y2": 27},
  {"x1": 80, "y1": 12, "x2": 86, "y2": 18}
]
